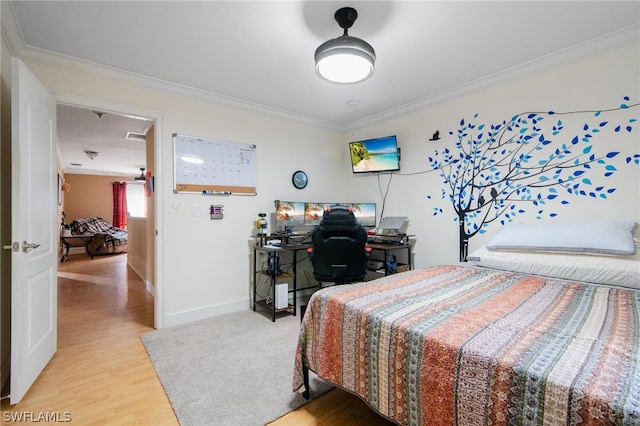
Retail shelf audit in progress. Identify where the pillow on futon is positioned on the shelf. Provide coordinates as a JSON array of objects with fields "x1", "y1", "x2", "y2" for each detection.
[{"x1": 486, "y1": 220, "x2": 637, "y2": 256}]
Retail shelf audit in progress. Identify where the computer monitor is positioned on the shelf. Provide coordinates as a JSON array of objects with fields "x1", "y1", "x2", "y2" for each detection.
[
  {"x1": 317, "y1": 203, "x2": 376, "y2": 228},
  {"x1": 276, "y1": 201, "x2": 377, "y2": 229},
  {"x1": 304, "y1": 202, "x2": 330, "y2": 226},
  {"x1": 274, "y1": 200, "x2": 305, "y2": 231},
  {"x1": 344, "y1": 203, "x2": 376, "y2": 227}
]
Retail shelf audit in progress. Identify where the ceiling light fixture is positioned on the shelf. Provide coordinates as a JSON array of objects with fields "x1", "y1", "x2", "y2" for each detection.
[
  {"x1": 135, "y1": 168, "x2": 146, "y2": 181},
  {"x1": 84, "y1": 150, "x2": 98, "y2": 160},
  {"x1": 315, "y1": 7, "x2": 376, "y2": 84}
]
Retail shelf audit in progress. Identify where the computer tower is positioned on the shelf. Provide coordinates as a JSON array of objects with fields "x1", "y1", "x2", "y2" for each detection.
[{"x1": 275, "y1": 283, "x2": 288, "y2": 309}]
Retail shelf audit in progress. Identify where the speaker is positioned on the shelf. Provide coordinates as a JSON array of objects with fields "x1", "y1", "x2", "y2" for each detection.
[
  {"x1": 386, "y1": 254, "x2": 397, "y2": 274},
  {"x1": 275, "y1": 283, "x2": 288, "y2": 309}
]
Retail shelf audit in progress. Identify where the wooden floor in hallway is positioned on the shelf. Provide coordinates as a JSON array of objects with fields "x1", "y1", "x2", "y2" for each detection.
[{"x1": 1, "y1": 253, "x2": 177, "y2": 425}]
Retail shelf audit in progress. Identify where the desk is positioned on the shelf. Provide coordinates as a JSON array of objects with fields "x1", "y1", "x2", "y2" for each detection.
[
  {"x1": 252, "y1": 237, "x2": 415, "y2": 321},
  {"x1": 366, "y1": 240, "x2": 414, "y2": 275},
  {"x1": 252, "y1": 244, "x2": 310, "y2": 322},
  {"x1": 60, "y1": 234, "x2": 94, "y2": 262}
]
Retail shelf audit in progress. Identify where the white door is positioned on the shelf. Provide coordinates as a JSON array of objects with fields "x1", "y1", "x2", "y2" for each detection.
[{"x1": 9, "y1": 57, "x2": 58, "y2": 404}]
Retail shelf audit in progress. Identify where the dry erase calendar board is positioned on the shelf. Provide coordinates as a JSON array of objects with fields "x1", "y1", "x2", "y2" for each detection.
[{"x1": 173, "y1": 133, "x2": 257, "y2": 194}]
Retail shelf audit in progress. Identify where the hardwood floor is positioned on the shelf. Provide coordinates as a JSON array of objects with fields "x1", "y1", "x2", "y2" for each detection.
[
  {"x1": 1, "y1": 253, "x2": 177, "y2": 425},
  {"x1": 268, "y1": 388, "x2": 396, "y2": 426},
  {"x1": 1, "y1": 253, "x2": 394, "y2": 425}
]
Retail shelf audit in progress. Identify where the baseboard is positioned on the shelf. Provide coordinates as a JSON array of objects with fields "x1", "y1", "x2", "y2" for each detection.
[
  {"x1": 162, "y1": 298, "x2": 250, "y2": 328},
  {"x1": 145, "y1": 280, "x2": 155, "y2": 297}
]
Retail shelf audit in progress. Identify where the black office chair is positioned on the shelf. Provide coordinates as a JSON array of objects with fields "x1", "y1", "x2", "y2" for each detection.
[{"x1": 307, "y1": 205, "x2": 370, "y2": 286}]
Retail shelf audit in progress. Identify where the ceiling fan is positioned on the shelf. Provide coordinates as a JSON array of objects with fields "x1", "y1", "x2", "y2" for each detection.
[{"x1": 135, "y1": 168, "x2": 146, "y2": 181}]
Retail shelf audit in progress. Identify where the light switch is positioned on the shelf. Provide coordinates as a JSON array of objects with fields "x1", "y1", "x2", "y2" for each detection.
[{"x1": 192, "y1": 203, "x2": 207, "y2": 217}]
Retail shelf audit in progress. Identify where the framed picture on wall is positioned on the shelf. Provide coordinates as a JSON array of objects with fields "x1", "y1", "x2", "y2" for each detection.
[{"x1": 57, "y1": 174, "x2": 62, "y2": 206}]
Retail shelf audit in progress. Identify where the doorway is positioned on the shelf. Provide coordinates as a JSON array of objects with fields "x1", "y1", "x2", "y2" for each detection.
[{"x1": 54, "y1": 95, "x2": 163, "y2": 329}]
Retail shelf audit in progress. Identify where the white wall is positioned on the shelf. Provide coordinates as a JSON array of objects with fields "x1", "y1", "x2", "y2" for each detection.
[
  {"x1": 127, "y1": 216, "x2": 147, "y2": 285},
  {"x1": 25, "y1": 59, "x2": 344, "y2": 326},
  {"x1": 14, "y1": 41, "x2": 640, "y2": 328},
  {"x1": 345, "y1": 43, "x2": 640, "y2": 266}
]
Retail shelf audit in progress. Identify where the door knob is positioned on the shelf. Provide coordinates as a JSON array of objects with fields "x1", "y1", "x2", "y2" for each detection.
[{"x1": 22, "y1": 241, "x2": 41, "y2": 253}]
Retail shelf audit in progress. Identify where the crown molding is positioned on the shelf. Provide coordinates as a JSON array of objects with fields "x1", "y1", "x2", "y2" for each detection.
[
  {"x1": 15, "y1": 46, "x2": 344, "y2": 132},
  {"x1": 343, "y1": 23, "x2": 640, "y2": 132},
  {"x1": 1, "y1": 0, "x2": 25, "y2": 57}
]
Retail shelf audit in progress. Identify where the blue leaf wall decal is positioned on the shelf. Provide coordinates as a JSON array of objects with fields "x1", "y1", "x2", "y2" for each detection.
[{"x1": 427, "y1": 97, "x2": 637, "y2": 260}]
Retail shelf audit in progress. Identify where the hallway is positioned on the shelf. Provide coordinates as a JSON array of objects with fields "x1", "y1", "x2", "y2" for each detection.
[{"x1": 1, "y1": 254, "x2": 176, "y2": 424}]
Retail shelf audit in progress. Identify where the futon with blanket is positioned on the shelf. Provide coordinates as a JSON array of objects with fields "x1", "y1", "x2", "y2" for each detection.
[{"x1": 69, "y1": 217, "x2": 128, "y2": 256}]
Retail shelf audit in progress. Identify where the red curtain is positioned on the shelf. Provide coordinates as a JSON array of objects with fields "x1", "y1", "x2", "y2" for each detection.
[{"x1": 112, "y1": 182, "x2": 128, "y2": 229}]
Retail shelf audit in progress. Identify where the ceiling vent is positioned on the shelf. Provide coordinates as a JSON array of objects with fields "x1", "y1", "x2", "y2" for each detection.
[{"x1": 124, "y1": 131, "x2": 147, "y2": 142}]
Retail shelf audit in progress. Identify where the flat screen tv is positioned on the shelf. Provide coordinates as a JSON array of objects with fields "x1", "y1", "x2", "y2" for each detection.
[{"x1": 349, "y1": 135, "x2": 400, "y2": 173}]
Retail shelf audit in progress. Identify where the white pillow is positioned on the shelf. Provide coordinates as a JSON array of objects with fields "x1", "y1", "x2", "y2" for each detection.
[
  {"x1": 486, "y1": 221, "x2": 637, "y2": 256},
  {"x1": 468, "y1": 245, "x2": 640, "y2": 289}
]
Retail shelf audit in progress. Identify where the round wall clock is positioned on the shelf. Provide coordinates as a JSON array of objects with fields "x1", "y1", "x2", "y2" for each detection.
[{"x1": 292, "y1": 170, "x2": 308, "y2": 189}]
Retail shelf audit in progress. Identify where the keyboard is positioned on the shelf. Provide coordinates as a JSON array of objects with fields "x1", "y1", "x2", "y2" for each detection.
[{"x1": 281, "y1": 243, "x2": 311, "y2": 249}]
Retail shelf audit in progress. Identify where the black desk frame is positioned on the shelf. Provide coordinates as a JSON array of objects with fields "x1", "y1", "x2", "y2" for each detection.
[{"x1": 252, "y1": 244, "x2": 311, "y2": 322}]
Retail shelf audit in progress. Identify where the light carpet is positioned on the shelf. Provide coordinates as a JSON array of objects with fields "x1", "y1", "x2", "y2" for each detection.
[{"x1": 141, "y1": 309, "x2": 331, "y2": 426}]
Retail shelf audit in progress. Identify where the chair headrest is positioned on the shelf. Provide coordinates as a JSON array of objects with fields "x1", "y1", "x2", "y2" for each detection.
[{"x1": 318, "y1": 205, "x2": 360, "y2": 234}]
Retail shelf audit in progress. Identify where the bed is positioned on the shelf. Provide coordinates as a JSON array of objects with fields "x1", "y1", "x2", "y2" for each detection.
[
  {"x1": 293, "y1": 221, "x2": 640, "y2": 425},
  {"x1": 69, "y1": 217, "x2": 128, "y2": 257}
]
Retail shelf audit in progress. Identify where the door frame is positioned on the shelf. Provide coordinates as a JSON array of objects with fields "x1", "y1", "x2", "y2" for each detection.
[{"x1": 54, "y1": 94, "x2": 164, "y2": 329}]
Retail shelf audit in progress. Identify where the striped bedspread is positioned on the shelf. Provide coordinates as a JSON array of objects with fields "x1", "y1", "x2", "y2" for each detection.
[{"x1": 293, "y1": 264, "x2": 640, "y2": 425}]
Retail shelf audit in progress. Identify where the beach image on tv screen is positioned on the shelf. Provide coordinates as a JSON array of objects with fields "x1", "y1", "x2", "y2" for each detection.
[{"x1": 350, "y1": 136, "x2": 399, "y2": 172}]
